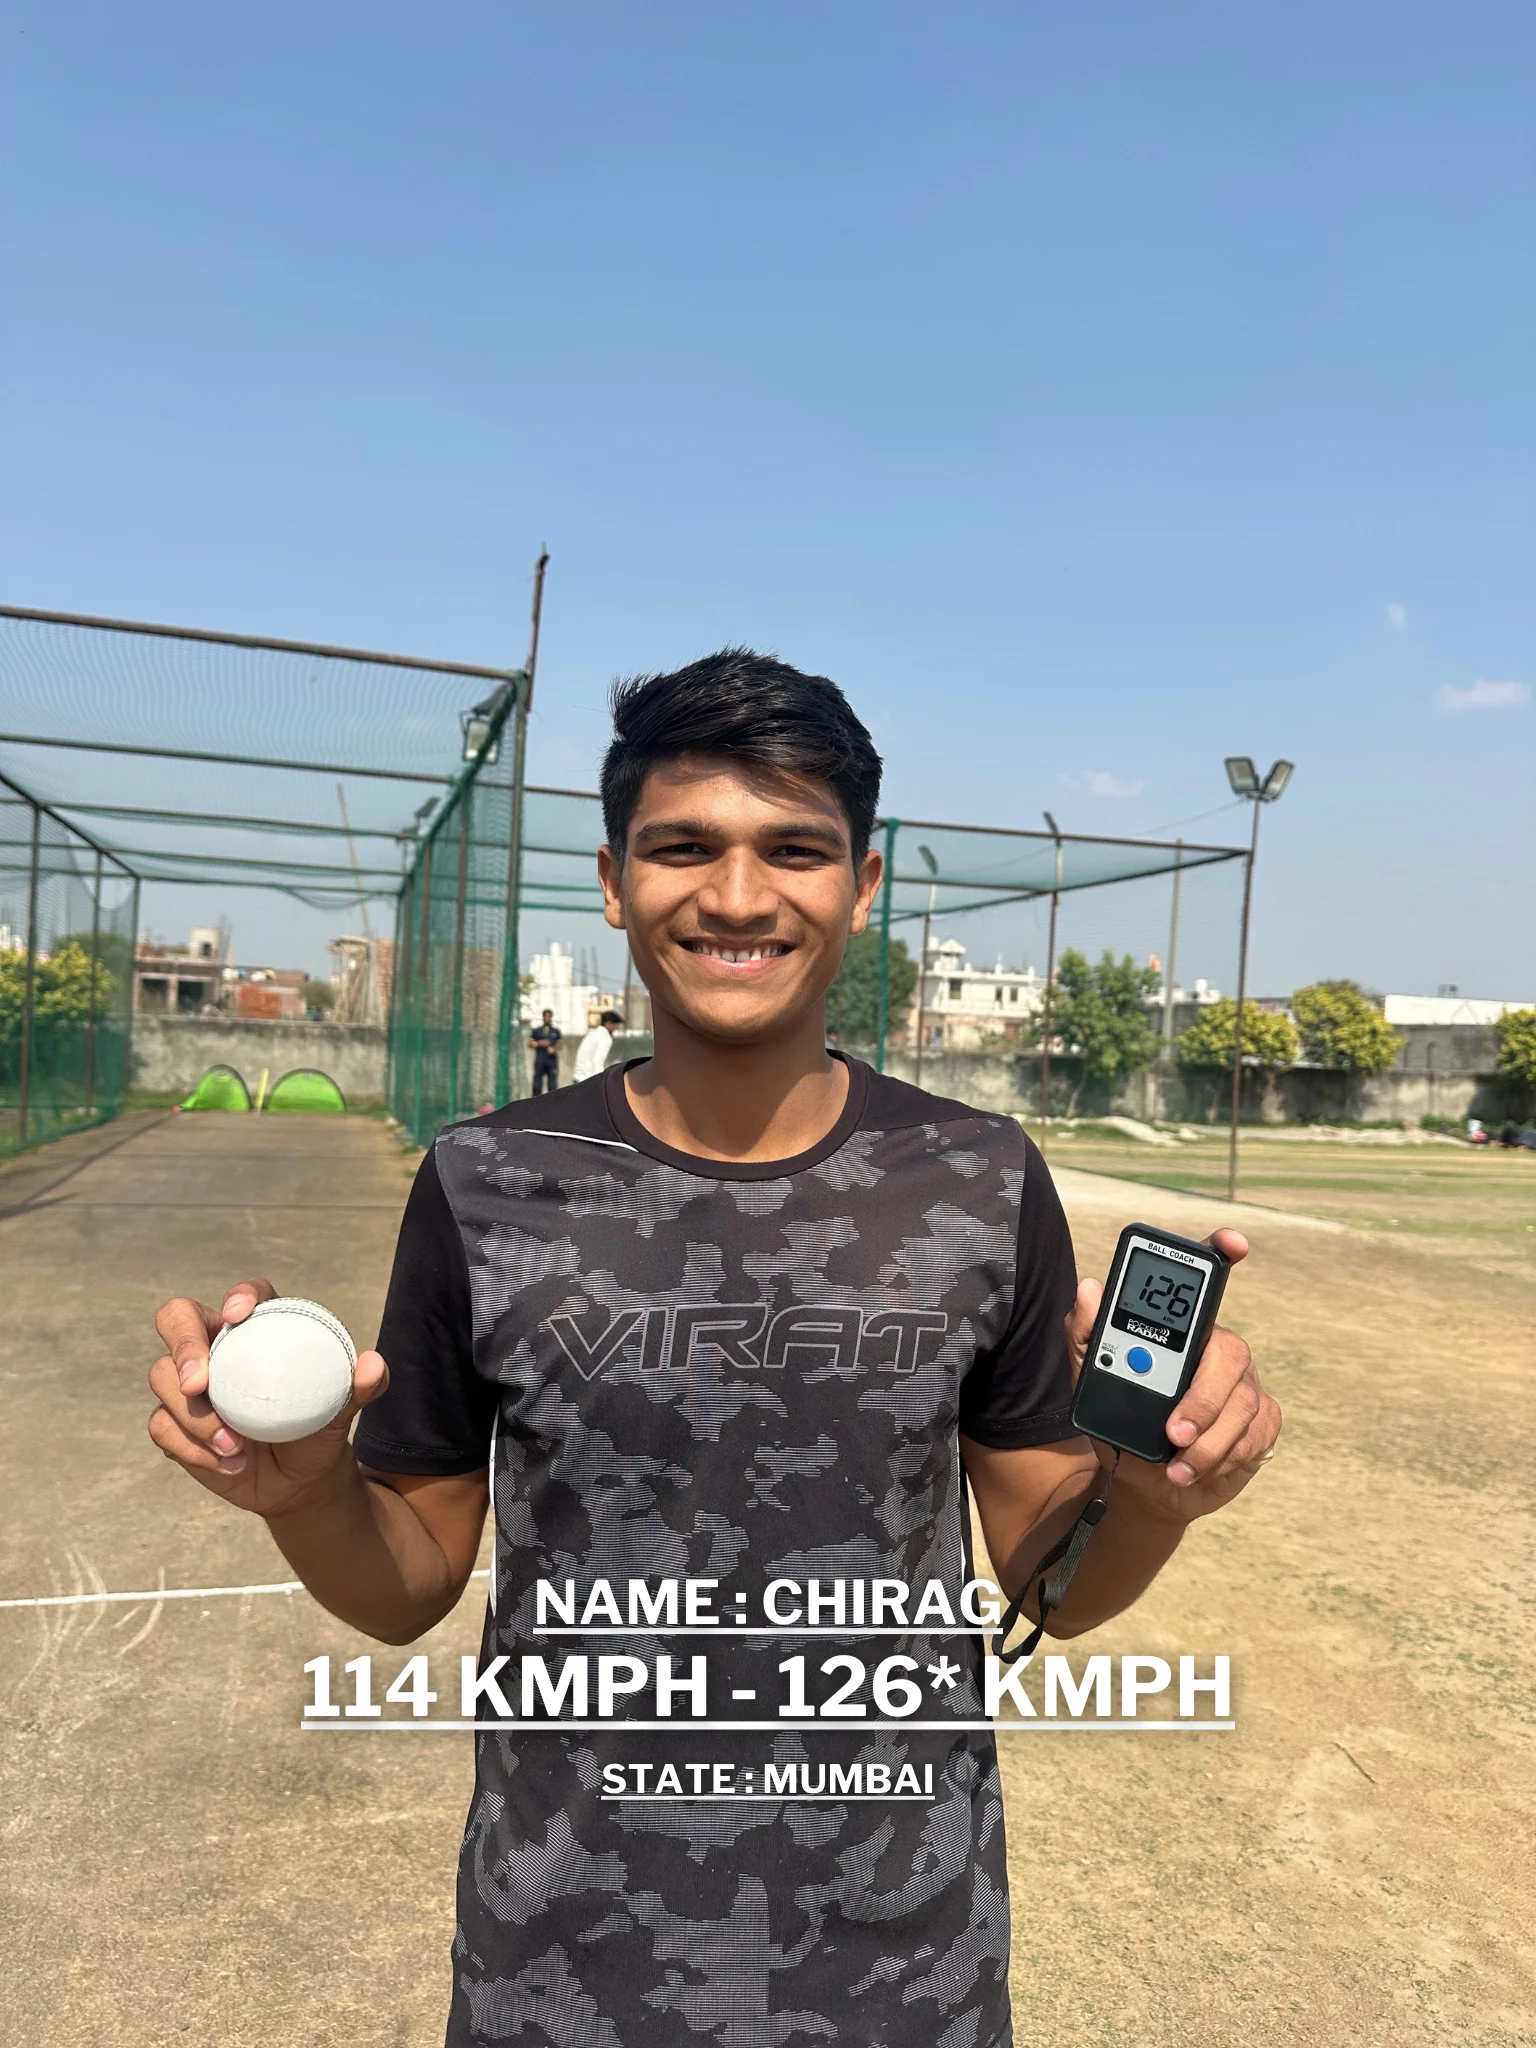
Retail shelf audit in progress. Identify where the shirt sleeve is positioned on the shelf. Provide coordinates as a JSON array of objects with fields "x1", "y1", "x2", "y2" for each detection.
[
  {"x1": 958, "y1": 1133, "x2": 1080, "y2": 1449},
  {"x1": 351, "y1": 1145, "x2": 499, "y2": 1476}
]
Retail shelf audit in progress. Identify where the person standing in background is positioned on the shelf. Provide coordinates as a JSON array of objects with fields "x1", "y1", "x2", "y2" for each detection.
[
  {"x1": 572, "y1": 1008, "x2": 624, "y2": 1083},
  {"x1": 528, "y1": 1009, "x2": 562, "y2": 1094}
]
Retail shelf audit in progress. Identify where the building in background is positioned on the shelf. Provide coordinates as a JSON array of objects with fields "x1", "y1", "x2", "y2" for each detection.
[
  {"x1": 133, "y1": 926, "x2": 306, "y2": 1019},
  {"x1": 522, "y1": 940, "x2": 639, "y2": 1037},
  {"x1": 1382, "y1": 993, "x2": 1532, "y2": 1027},
  {"x1": 133, "y1": 926, "x2": 230, "y2": 1016},
  {"x1": 908, "y1": 938, "x2": 1047, "y2": 1050},
  {"x1": 907, "y1": 936, "x2": 1225, "y2": 1053},
  {"x1": 328, "y1": 934, "x2": 395, "y2": 1026}
]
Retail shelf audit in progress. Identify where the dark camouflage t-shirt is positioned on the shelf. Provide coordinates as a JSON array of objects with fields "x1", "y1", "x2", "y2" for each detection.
[{"x1": 356, "y1": 1056, "x2": 1079, "y2": 2048}]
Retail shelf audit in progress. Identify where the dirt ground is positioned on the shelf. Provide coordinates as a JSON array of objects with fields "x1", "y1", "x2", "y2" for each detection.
[{"x1": 1, "y1": 1110, "x2": 1531, "y2": 2047}]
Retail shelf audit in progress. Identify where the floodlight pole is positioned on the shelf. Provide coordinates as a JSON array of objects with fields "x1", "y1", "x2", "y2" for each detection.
[
  {"x1": 874, "y1": 818, "x2": 899, "y2": 1073},
  {"x1": 1226, "y1": 799, "x2": 1262, "y2": 1202},
  {"x1": 83, "y1": 848, "x2": 103, "y2": 1115},
  {"x1": 16, "y1": 802, "x2": 41, "y2": 1148}
]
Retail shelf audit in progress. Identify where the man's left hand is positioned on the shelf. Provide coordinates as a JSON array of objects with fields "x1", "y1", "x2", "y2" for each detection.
[{"x1": 1067, "y1": 1229, "x2": 1281, "y2": 1523}]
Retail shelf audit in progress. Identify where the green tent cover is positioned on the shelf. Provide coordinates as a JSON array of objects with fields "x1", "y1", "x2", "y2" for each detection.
[
  {"x1": 265, "y1": 1068, "x2": 346, "y2": 1115},
  {"x1": 180, "y1": 1065, "x2": 252, "y2": 1113}
]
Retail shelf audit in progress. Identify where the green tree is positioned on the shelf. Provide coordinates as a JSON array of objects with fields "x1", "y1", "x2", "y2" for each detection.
[
  {"x1": 1050, "y1": 948, "x2": 1161, "y2": 1112},
  {"x1": 0, "y1": 939, "x2": 118, "y2": 1043},
  {"x1": 55, "y1": 928, "x2": 135, "y2": 984},
  {"x1": 825, "y1": 930, "x2": 918, "y2": 1045},
  {"x1": 302, "y1": 978, "x2": 336, "y2": 1017},
  {"x1": 1176, "y1": 997, "x2": 1299, "y2": 1071},
  {"x1": 1493, "y1": 1006, "x2": 1536, "y2": 1090},
  {"x1": 1291, "y1": 980, "x2": 1402, "y2": 1072}
]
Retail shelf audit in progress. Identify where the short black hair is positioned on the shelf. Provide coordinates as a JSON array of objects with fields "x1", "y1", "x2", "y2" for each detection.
[
  {"x1": 600, "y1": 1009, "x2": 624, "y2": 1026},
  {"x1": 601, "y1": 648, "x2": 882, "y2": 863}
]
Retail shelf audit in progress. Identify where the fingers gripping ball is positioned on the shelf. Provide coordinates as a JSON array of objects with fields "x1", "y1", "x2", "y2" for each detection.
[{"x1": 207, "y1": 1298, "x2": 356, "y2": 1443}]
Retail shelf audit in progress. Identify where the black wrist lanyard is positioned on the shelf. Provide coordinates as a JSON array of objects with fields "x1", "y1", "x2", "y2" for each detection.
[{"x1": 992, "y1": 1451, "x2": 1120, "y2": 1666}]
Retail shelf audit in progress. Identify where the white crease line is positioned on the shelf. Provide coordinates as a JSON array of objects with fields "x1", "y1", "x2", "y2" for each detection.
[{"x1": 1, "y1": 1569, "x2": 490, "y2": 1612}]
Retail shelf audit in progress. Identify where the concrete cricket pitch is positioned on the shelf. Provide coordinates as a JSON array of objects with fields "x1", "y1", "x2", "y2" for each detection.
[{"x1": 1, "y1": 1111, "x2": 1531, "y2": 2046}]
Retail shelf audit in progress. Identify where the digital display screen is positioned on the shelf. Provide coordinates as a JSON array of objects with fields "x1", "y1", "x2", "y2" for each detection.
[{"x1": 1110, "y1": 1247, "x2": 1205, "y2": 1353}]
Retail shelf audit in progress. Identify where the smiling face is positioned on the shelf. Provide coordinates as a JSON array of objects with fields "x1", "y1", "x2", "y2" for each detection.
[{"x1": 598, "y1": 755, "x2": 883, "y2": 1047}]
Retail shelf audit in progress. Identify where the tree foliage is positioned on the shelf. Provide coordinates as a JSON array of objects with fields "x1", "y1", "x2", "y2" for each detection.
[
  {"x1": 1493, "y1": 1006, "x2": 1536, "y2": 1090},
  {"x1": 1291, "y1": 980, "x2": 1402, "y2": 1073},
  {"x1": 1176, "y1": 997, "x2": 1299, "y2": 1071},
  {"x1": 1050, "y1": 948, "x2": 1161, "y2": 1110},
  {"x1": 0, "y1": 940, "x2": 119, "y2": 1043},
  {"x1": 825, "y1": 930, "x2": 918, "y2": 1045}
]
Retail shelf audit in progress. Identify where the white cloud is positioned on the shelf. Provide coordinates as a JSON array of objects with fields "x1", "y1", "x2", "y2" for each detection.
[
  {"x1": 1385, "y1": 602, "x2": 1407, "y2": 629},
  {"x1": 1059, "y1": 768, "x2": 1145, "y2": 799},
  {"x1": 1437, "y1": 678, "x2": 1530, "y2": 711}
]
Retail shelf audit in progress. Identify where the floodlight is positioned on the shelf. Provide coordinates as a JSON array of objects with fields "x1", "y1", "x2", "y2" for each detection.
[
  {"x1": 1225, "y1": 757, "x2": 1260, "y2": 798},
  {"x1": 918, "y1": 844, "x2": 939, "y2": 876},
  {"x1": 1260, "y1": 759, "x2": 1294, "y2": 802},
  {"x1": 460, "y1": 686, "x2": 510, "y2": 764}
]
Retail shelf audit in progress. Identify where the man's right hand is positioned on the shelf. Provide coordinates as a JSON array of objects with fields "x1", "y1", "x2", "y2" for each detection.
[{"x1": 147, "y1": 1281, "x2": 390, "y2": 1522}]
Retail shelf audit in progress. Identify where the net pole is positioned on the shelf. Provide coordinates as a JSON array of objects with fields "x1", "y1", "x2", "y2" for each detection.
[
  {"x1": 130, "y1": 878, "x2": 141, "y2": 1085},
  {"x1": 384, "y1": 878, "x2": 407, "y2": 1113},
  {"x1": 499, "y1": 677, "x2": 529, "y2": 1103},
  {"x1": 1038, "y1": 830, "x2": 1063, "y2": 1152},
  {"x1": 1039, "y1": 889, "x2": 1059, "y2": 1150},
  {"x1": 912, "y1": 883, "x2": 935, "y2": 1089},
  {"x1": 874, "y1": 818, "x2": 899, "y2": 1073},
  {"x1": 412, "y1": 832, "x2": 434, "y2": 1142},
  {"x1": 16, "y1": 802, "x2": 41, "y2": 1147},
  {"x1": 1161, "y1": 840, "x2": 1183, "y2": 1068},
  {"x1": 448, "y1": 796, "x2": 470, "y2": 1122},
  {"x1": 497, "y1": 551, "x2": 548, "y2": 1105},
  {"x1": 84, "y1": 847, "x2": 103, "y2": 1115},
  {"x1": 1227, "y1": 801, "x2": 1261, "y2": 1201}
]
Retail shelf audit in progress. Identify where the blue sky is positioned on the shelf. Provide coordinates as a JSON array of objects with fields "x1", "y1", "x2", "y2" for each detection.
[{"x1": 2, "y1": 0, "x2": 1531, "y2": 993}]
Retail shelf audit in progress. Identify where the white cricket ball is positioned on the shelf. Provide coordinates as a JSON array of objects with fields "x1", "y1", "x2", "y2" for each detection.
[{"x1": 207, "y1": 1297, "x2": 357, "y2": 1443}]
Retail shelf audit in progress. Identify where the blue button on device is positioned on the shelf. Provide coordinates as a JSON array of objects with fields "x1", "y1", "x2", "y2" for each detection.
[{"x1": 1126, "y1": 1345, "x2": 1154, "y2": 1374}]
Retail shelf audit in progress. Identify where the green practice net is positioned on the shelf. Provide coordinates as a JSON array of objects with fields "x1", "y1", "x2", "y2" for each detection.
[
  {"x1": 180, "y1": 1064, "x2": 253, "y2": 1113},
  {"x1": 1, "y1": 781, "x2": 138, "y2": 1159},
  {"x1": 864, "y1": 819, "x2": 1249, "y2": 1122},
  {"x1": 266, "y1": 1068, "x2": 345, "y2": 1114}
]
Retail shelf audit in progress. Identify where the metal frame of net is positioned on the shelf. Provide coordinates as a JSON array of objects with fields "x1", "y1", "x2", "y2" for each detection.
[
  {"x1": 0, "y1": 767, "x2": 140, "y2": 1158},
  {"x1": 0, "y1": 601, "x2": 532, "y2": 1157},
  {"x1": 386, "y1": 767, "x2": 1252, "y2": 1146},
  {"x1": 1, "y1": 602, "x2": 1255, "y2": 1171}
]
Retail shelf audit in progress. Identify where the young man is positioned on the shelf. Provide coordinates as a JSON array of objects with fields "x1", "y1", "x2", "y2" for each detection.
[
  {"x1": 148, "y1": 650, "x2": 1279, "y2": 2048},
  {"x1": 571, "y1": 1005, "x2": 625, "y2": 1084},
  {"x1": 528, "y1": 1008, "x2": 562, "y2": 1094}
]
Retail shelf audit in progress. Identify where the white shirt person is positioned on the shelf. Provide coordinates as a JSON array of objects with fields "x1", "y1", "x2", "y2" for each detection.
[{"x1": 571, "y1": 1009, "x2": 624, "y2": 1083}]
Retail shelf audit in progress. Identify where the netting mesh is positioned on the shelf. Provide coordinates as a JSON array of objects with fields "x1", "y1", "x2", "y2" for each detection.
[
  {"x1": 873, "y1": 820, "x2": 1247, "y2": 1120},
  {"x1": 0, "y1": 783, "x2": 137, "y2": 1158},
  {"x1": 0, "y1": 609, "x2": 1252, "y2": 1156},
  {"x1": 387, "y1": 715, "x2": 524, "y2": 1141},
  {"x1": 0, "y1": 608, "x2": 514, "y2": 908},
  {"x1": 385, "y1": 785, "x2": 1250, "y2": 1144}
]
